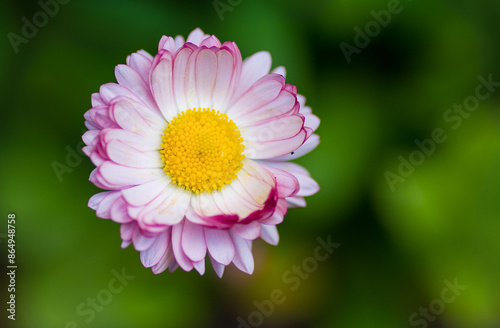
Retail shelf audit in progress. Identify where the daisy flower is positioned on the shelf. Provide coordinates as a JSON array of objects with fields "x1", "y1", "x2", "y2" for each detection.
[{"x1": 82, "y1": 28, "x2": 320, "y2": 277}]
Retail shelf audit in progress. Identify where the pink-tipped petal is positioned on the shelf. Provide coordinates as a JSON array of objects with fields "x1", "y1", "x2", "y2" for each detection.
[{"x1": 232, "y1": 51, "x2": 272, "y2": 100}]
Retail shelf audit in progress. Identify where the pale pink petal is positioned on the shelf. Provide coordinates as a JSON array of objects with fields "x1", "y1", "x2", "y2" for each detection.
[
  {"x1": 141, "y1": 185, "x2": 191, "y2": 226},
  {"x1": 245, "y1": 129, "x2": 307, "y2": 160},
  {"x1": 260, "y1": 225, "x2": 279, "y2": 245},
  {"x1": 115, "y1": 64, "x2": 159, "y2": 112},
  {"x1": 109, "y1": 197, "x2": 133, "y2": 223},
  {"x1": 227, "y1": 74, "x2": 284, "y2": 119},
  {"x1": 195, "y1": 48, "x2": 217, "y2": 107},
  {"x1": 102, "y1": 129, "x2": 161, "y2": 152},
  {"x1": 232, "y1": 51, "x2": 272, "y2": 101},
  {"x1": 186, "y1": 28, "x2": 208, "y2": 46},
  {"x1": 95, "y1": 191, "x2": 121, "y2": 219},
  {"x1": 199, "y1": 35, "x2": 221, "y2": 48},
  {"x1": 151, "y1": 57, "x2": 179, "y2": 121},
  {"x1": 174, "y1": 35, "x2": 185, "y2": 49},
  {"x1": 209, "y1": 255, "x2": 225, "y2": 278},
  {"x1": 99, "y1": 83, "x2": 142, "y2": 105},
  {"x1": 106, "y1": 140, "x2": 162, "y2": 168},
  {"x1": 271, "y1": 66, "x2": 286, "y2": 77},
  {"x1": 88, "y1": 191, "x2": 112, "y2": 211},
  {"x1": 260, "y1": 165, "x2": 300, "y2": 198},
  {"x1": 267, "y1": 133, "x2": 319, "y2": 161},
  {"x1": 193, "y1": 258, "x2": 206, "y2": 275},
  {"x1": 232, "y1": 221, "x2": 262, "y2": 241},
  {"x1": 181, "y1": 220, "x2": 207, "y2": 262},
  {"x1": 128, "y1": 52, "x2": 153, "y2": 83},
  {"x1": 230, "y1": 232, "x2": 254, "y2": 274},
  {"x1": 140, "y1": 230, "x2": 169, "y2": 268},
  {"x1": 98, "y1": 162, "x2": 163, "y2": 187},
  {"x1": 152, "y1": 246, "x2": 175, "y2": 274},
  {"x1": 240, "y1": 115, "x2": 304, "y2": 146},
  {"x1": 286, "y1": 196, "x2": 306, "y2": 208},
  {"x1": 91, "y1": 93, "x2": 105, "y2": 107},
  {"x1": 212, "y1": 49, "x2": 237, "y2": 110},
  {"x1": 172, "y1": 223, "x2": 194, "y2": 271},
  {"x1": 259, "y1": 198, "x2": 287, "y2": 225},
  {"x1": 204, "y1": 228, "x2": 235, "y2": 266},
  {"x1": 232, "y1": 90, "x2": 297, "y2": 125},
  {"x1": 158, "y1": 36, "x2": 176, "y2": 53},
  {"x1": 304, "y1": 113, "x2": 320, "y2": 132},
  {"x1": 120, "y1": 221, "x2": 137, "y2": 242},
  {"x1": 172, "y1": 47, "x2": 193, "y2": 111},
  {"x1": 121, "y1": 177, "x2": 168, "y2": 207},
  {"x1": 110, "y1": 98, "x2": 164, "y2": 135},
  {"x1": 262, "y1": 161, "x2": 319, "y2": 197},
  {"x1": 133, "y1": 229, "x2": 156, "y2": 251}
]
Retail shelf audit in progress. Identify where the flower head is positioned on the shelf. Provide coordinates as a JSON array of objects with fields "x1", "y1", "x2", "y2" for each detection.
[{"x1": 83, "y1": 28, "x2": 320, "y2": 276}]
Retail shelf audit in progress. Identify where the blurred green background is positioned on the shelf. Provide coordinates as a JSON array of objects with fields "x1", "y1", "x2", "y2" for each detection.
[{"x1": 1, "y1": 0, "x2": 500, "y2": 327}]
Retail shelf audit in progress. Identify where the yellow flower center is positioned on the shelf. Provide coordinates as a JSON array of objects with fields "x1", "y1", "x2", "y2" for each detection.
[{"x1": 160, "y1": 108, "x2": 245, "y2": 193}]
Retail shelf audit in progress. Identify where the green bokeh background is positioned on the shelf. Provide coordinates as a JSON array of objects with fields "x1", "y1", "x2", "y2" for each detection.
[{"x1": 1, "y1": 0, "x2": 500, "y2": 327}]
